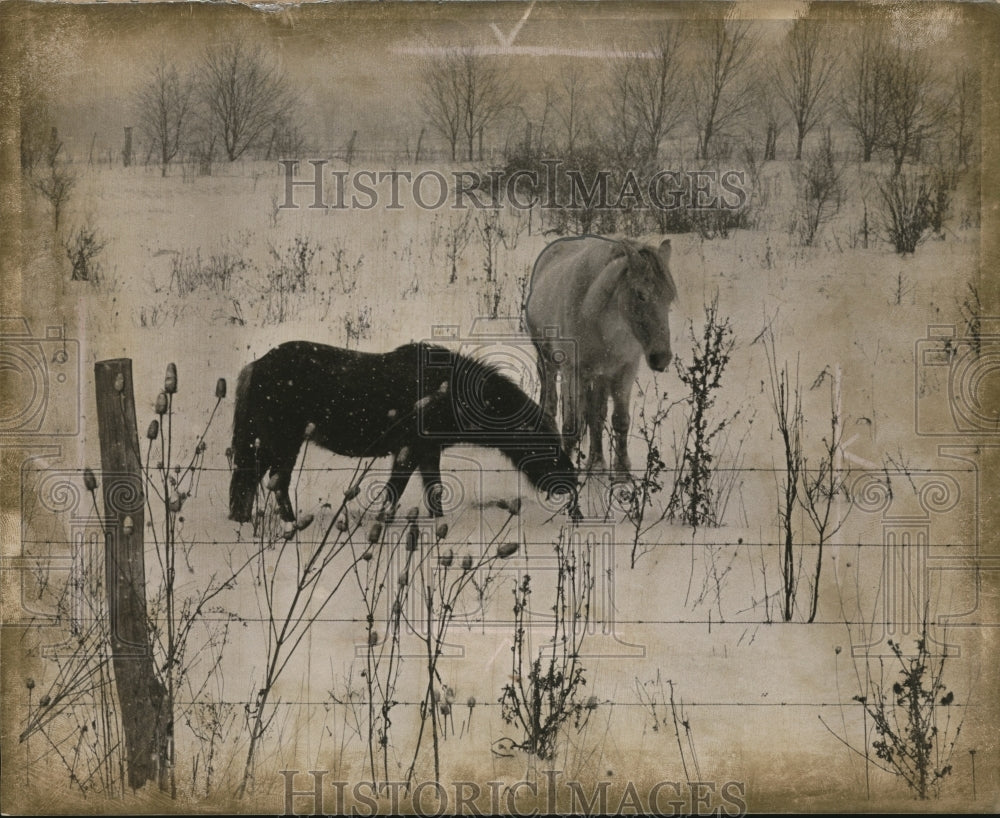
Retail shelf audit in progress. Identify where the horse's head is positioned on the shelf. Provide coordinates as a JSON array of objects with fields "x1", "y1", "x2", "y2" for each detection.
[{"x1": 621, "y1": 239, "x2": 676, "y2": 372}]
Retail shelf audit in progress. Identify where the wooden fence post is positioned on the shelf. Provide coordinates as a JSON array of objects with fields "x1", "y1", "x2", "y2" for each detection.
[{"x1": 94, "y1": 358, "x2": 166, "y2": 790}]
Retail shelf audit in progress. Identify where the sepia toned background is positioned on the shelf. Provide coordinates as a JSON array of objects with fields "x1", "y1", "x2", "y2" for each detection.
[{"x1": 1, "y1": 0, "x2": 998, "y2": 813}]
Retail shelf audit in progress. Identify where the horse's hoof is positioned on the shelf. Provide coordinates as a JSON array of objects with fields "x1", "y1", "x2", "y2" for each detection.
[{"x1": 586, "y1": 458, "x2": 608, "y2": 474}]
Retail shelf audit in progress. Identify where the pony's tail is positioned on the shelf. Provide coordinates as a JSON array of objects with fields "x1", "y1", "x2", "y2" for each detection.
[{"x1": 228, "y1": 361, "x2": 259, "y2": 523}]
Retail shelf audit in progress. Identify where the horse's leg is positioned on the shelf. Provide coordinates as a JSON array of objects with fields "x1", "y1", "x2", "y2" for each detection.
[
  {"x1": 611, "y1": 371, "x2": 636, "y2": 478},
  {"x1": 418, "y1": 448, "x2": 444, "y2": 517},
  {"x1": 586, "y1": 378, "x2": 609, "y2": 473},
  {"x1": 560, "y1": 364, "x2": 586, "y2": 462},
  {"x1": 270, "y1": 450, "x2": 299, "y2": 523},
  {"x1": 379, "y1": 446, "x2": 418, "y2": 522},
  {"x1": 535, "y1": 342, "x2": 559, "y2": 428}
]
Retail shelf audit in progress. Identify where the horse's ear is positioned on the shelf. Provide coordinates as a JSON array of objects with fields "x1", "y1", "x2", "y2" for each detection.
[{"x1": 657, "y1": 238, "x2": 672, "y2": 265}]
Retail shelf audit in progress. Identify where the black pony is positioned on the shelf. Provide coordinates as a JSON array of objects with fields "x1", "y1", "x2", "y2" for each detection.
[{"x1": 229, "y1": 340, "x2": 577, "y2": 524}]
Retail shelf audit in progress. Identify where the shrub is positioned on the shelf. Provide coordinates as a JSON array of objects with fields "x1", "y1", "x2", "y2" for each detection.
[
  {"x1": 876, "y1": 171, "x2": 949, "y2": 254},
  {"x1": 64, "y1": 222, "x2": 106, "y2": 282}
]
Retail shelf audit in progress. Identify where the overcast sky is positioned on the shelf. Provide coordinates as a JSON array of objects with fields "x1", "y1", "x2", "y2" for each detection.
[{"x1": 13, "y1": 1, "x2": 975, "y2": 161}]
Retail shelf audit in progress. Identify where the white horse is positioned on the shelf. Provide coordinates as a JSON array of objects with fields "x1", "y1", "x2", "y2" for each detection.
[{"x1": 525, "y1": 235, "x2": 676, "y2": 476}]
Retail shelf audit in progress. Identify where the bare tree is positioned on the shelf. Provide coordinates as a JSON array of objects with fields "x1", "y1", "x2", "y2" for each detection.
[
  {"x1": 421, "y1": 53, "x2": 463, "y2": 161},
  {"x1": 606, "y1": 57, "x2": 642, "y2": 167},
  {"x1": 838, "y1": 27, "x2": 889, "y2": 163},
  {"x1": 421, "y1": 49, "x2": 517, "y2": 162},
  {"x1": 948, "y1": 67, "x2": 979, "y2": 171},
  {"x1": 607, "y1": 26, "x2": 687, "y2": 167},
  {"x1": 32, "y1": 127, "x2": 76, "y2": 231},
  {"x1": 137, "y1": 57, "x2": 194, "y2": 176},
  {"x1": 200, "y1": 38, "x2": 296, "y2": 162},
  {"x1": 264, "y1": 114, "x2": 306, "y2": 160},
  {"x1": 552, "y1": 64, "x2": 590, "y2": 156},
  {"x1": 774, "y1": 19, "x2": 839, "y2": 161},
  {"x1": 880, "y1": 44, "x2": 944, "y2": 176},
  {"x1": 690, "y1": 20, "x2": 758, "y2": 161},
  {"x1": 458, "y1": 49, "x2": 517, "y2": 161},
  {"x1": 748, "y1": 69, "x2": 787, "y2": 161}
]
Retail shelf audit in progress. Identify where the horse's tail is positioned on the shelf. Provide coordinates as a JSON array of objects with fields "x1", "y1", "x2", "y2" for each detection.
[{"x1": 228, "y1": 360, "x2": 259, "y2": 523}]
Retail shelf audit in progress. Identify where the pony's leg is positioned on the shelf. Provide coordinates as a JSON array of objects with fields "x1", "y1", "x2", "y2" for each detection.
[
  {"x1": 418, "y1": 448, "x2": 445, "y2": 517},
  {"x1": 535, "y1": 343, "x2": 559, "y2": 428},
  {"x1": 586, "y1": 379, "x2": 609, "y2": 473},
  {"x1": 272, "y1": 467, "x2": 297, "y2": 523},
  {"x1": 560, "y1": 365, "x2": 586, "y2": 461},
  {"x1": 266, "y1": 446, "x2": 301, "y2": 523},
  {"x1": 610, "y1": 375, "x2": 635, "y2": 478},
  {"x1": 379, "y1": 447, "x2": 418, "y2": 522}
]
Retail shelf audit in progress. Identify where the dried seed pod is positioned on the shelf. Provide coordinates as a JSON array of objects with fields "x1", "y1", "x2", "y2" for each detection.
[
  {"x1": 265, "y1": 473, "x2": 282, "y2": 492},
  {"x1": 405, "y1": 505, "x2": 420, "y2": 522},
  {"x1": 586, "y1": 695, "x2": 598, "y2": 711},
  {"x1": 497, "y1": 541, "x2": 520, "y2": 559},
  {"x1": 466, "y1": 696, "x2": 476, "y2": 709},
  {"x1": 40, "y1": 694, "x2": 51, "y2": 707},
  {"x1": 303, "y1": 422, "x2": 316, "y2": 440},
  {"x1": 215, "y1": 378, "x2": 227, "y2": 399},
  {"x1": 435, "y1": 522, "x2": 449, "y2": 541},
  {"x1": 25, "y1": 678, "x2": 35, "y2": 691},
  {"x1": 295, "y1": 512, "x2": 314, "y2": 531},
  {"x1": 361, "y1": 548, "x2": 373, "y2": 561},
  {"x1": 122, "y1": 516, "x2": 135, "y2": 534},
  {"x1": 164, "y1": 363, "x2": 178, "y2": 394},
  {"x1": 438, "y1": 548, "x2": 454, "y2": 568},
  {"x1": 168, "y1": 491, "x2": 186, "y2": 513},
  {"x1": 344, "y1": 484, "x2": 360, "y2": 501},
  {"x1": 405, "y1": 523, "x2": 419, "y2": 552},
  {"x1": 113, "y1": 373, "x2": 125, "y2": 393},
  {"x1": 497, "y1": 497, "x2": 522, "y2": 515},
  {"x1": 461, "y1": 554, "x2": 473, "y2": 572},
  {"x1": 155, "y1": 392, "x2": 168, "y2": 415},
  {"x1": 147, "y1": 420, "x2": 159, "y2": 440},
  {"x1": 368, "y1": 521, "x2": 383, "y2": 544},
  {"x1": 398, "y1": 572, "x2": 408, "y2": 588},
  {"x1": 335, "y1": 516, "x2": 349, "y2": 533},
  {"x1": 444, "y1": 685, "x2": 455, "y2": 704},
  {"x1": 254, "y1": 438, "x2": 262, "y2": 450},
  {"x1": 282, "y1": 522, "x2": 296, "y2": 540},
  {"x1": 440, "y1": 702, "x2": 451, "y2": 717},
  {"x1": 83, "y1": 468, "x2": 98, "y2": 492},
  {"x1": 368, "y1": 630, "x2": 379, "y2": 647}
]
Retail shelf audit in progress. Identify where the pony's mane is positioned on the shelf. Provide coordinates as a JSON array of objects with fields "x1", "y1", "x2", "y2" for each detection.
[
  {"x1": 432, "y1": 343, "x2": 544, "y2": 425},
  {"x1": 618, "y1": 239, "x2": 677, "y2": 303}
]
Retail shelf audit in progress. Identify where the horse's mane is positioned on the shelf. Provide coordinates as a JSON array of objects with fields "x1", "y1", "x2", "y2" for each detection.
[
  {"x1": 615, "y1": 239, "x2": 677, "y2": 303},
  {"x1": 428, "y1": 343, "x2": 539, "y2": 422}
]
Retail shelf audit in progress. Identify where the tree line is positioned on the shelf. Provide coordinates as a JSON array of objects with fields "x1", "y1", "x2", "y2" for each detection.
[
  {"x1": 421, "y1": 19, "x2": 978, "y2": 177},
  {"x1": 19, "y1": 20, "x2": 979, "y2": 180}
]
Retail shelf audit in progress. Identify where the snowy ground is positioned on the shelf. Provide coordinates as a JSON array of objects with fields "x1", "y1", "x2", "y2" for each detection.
[{"x1": 6, "y1": 156, "x2": 995, "y2": 814}]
